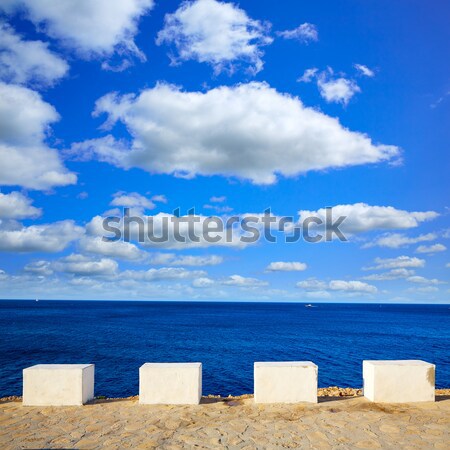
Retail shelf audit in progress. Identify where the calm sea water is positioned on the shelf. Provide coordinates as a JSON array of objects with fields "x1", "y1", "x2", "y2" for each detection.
[{"x1": 0, "y1": 301, "x2": 449, "y2": 397}]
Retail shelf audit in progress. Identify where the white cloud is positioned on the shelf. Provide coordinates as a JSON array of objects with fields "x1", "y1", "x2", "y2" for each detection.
[
  {"x1": 0, "y1": 220, "x2": 83, "y2": 252},
  {"x1": 277, "y1": 23, "x2": 318, "y2": 43},
  {"x1": 408, "y1": 286, "x2": 439, "y2": 293},
  {"x1": 266, "y1": 261, "x2": 307, "y2": 272},
  {"x1": 110, "y1": 191, "x2": 159, "y2": 211},
  {"x1": 82, "y1": 82, "x2": 399, "y2": 185},
  {"x1": 122, "y1": 267, "x2": 205, "y2": 282},
  {"x1": 53, "y1": 254, "x2": 118, "y2": 276},
  {"x1": 317, "y1": 71, "x2": 361, "y2": 105},
  {"x1": 354, "y1": 64, "x2": 375, "y2": 77},
  {"x1": 297, "y1": 278, "x2": 377, "y2": 294},
  {"x1": 66, "y1": 135, "x2": 130, "y2": 166},
  {"x1": 296, "y1": 278, "x2": 327, "y2": 290},
  {"x1": 303, "y1": 290, "x2": 332, "y2": 299},
  {"x1": 79, "y1": 235, "x2": 146, "y2": 261},
  {"x1": 362, "y1": 268, "x2": 416, "y2": 281},
  {"x1": 192, "y1": 277, "x2": 214, "y2": 288},
  {"x1": 0, "y1": 22, "x2": 68, "y2": 87},
  {"x1": 156, "y1": 0, "x2": 272, "y2": 74},
  {"x1": 364, "y1": 256, "x2": 426, "y2": 270},
  {"x1": 148, "y1": 253, "x2": 223, "y2": 266},
  {"x1": 416, "y1": 244, "x2": 446, "y2": 254},
  {"x1": 298, "y1": 67, "x2": 363, "y2": 105},
  {"x1": 151, "y1": 195, "x2": 167, "y2": 204},
  {"x1": 222, "y1": 274, "x2": 268, "y2": 287},
  {"x1": 0, "y1": 191, "x2": 41, "y2": 219},
  {"x1": 363, "y1": 232, "x2": 437, "y2": 249},
  {"x1": 430, "y1": 90, "x2": 450, "y2": 109},
  {"x1": 77, "y1": 191, "x2": 89, "y2": 200},
  {"x1": 0, "y1": 82, "x2": 76, "y2": 189},
  {"x1": 203, "y1": 204, "x2": 233, "y2": 213},
  {"x1": 298, "y1": 203, "x2": 438, "y2": 236},
  {"x1": 407, "y1": 276, "x2": 446, "y2": 285},
  {"x1": 210, "y1": 196, "x2": 226, "y2": 203},
  {"x1": 24, "y1": 260, "x2": 53, "y2": 276},
  {"x1": 1, "y1": 0, "x2": 154, "y2": 60},
  {"x1": 297, "y1": 67, "x2": 318, "y2": 83},
  {"x1": 86, "y1": 212, "x2": 247, "y2": 250},
  {"x1": 328, "y1": 280, "x2": 377, "y2": 294}
]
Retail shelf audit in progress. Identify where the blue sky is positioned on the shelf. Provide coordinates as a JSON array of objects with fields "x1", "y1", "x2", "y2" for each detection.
[{"x1": 0, "y1": 0, "x2": 448, "y2": 302}]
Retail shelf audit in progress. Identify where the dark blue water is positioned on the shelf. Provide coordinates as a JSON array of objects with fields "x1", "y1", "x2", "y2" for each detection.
[{"x1": 0, "y1": 300, "x2": 449, "y2": 397}]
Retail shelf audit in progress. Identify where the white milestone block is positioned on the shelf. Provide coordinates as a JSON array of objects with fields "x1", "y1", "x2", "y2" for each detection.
[
  {"x1": 23, "y1": 364, "x2": 95, "y2": 406},
  {"x1": 254, "y1": 361, "x2": 318, "y2": 404},
  {"x1": 363, "y1": 360, "x2": 435, "y2": 403},
  {"x1": 139, "y1": 363, "x2": 202, "y2": 405}
]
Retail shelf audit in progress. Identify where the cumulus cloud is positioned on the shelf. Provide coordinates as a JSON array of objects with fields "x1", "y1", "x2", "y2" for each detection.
[
  {"x1": 122, "y1": 267, "x2": 205, "y2": 282},
  {"x1": 0, "y1": 82, "x2": 76, "y2": 189},
  {"x1": 299, "y1": 67, "x2": 362, "y2": 105},
  {"x1": 1, "y1": 0, "x2": 154, "y2": 60},
  {"x1": 364, "y1": 256, "x2": 426, "y2": 270},
  {"x1": 110, "y1": 191, "x2": 166, "y2": 211},
  {"x1": 0, "y1": 220, "x2": 83, "y2": 252},
  {"x1": 266, "y1": 261, "x2": 307, "y2": 272},
  {"x1": 354, "y1": 64, "x2": 375, "y2": 77},
  {"x1": 277, "y1": 23, "x2": 318, "y2": 43},
  {"x1": 408, "y1": 286, "x2": 439, "y2": 293},
  {"x1": 24, "y1": 260, "x2": 53, "y2": 276},
  {"x1": 362, "y1": 268, "x2": 416, "y2": 281},
  {"x1": 86, "y1": 212, "x2": 247, "y2": 250},
  {"x1": 148, "y1": 253, "x2": 223, "y2": 266},
  {"x1": 66, "y1": 135, "x2": 130, "y2": 165},
  {"x1": 317, "y1": 71, "x2": 361, "y2": 105},
  {"x1": 0, "y1": 22, "x2": 68, "y2": 87},
  {"x1": 192, "y1": 277, "x2": 215, "y2": 288},
  {"x1": 407, "y1": 275, "x2": 446, "y2": 285},
  {"x1": 415, "y1": 244, "x2": 446, "y2": 254},
  {"x1": 222, "y1": 274, "x2": 268, "y2": 287},
  {"x1": 156, "y1": 0, "x2": 272, "y2": 74},
  {"x1": 78, "y1": 82, "x2": 399, "y2": 184},
  {"x1": 203, "y1": 204, "x2": 233, "y2": 214},
  {"x1": 296, "y1": 278, "x2": 327, "y2": 290},
  {"x1": 298, "y1": 203, "x2": 438, "y2": 236},
  {"x1": 0, "y1": 191, "x2": 41, "y2": 219},
  {"x1": 79, "y1": 235, "x2": 146, "y2": 261},
  {"x1": 363, "y1": 232, "x2": 437, "y2": 249},
  {"x1": 53, "y1": 254, "x2": 118, "y2": 276},
  {"x1": 328, "y1": 280, "x2": 377, "y2": 294},
  {"x1": 297, "y1": 278, "x2": 377, "y2": 294}
]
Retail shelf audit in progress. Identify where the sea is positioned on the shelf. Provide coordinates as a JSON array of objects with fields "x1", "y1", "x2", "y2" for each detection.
[{"x1": 0, "y1": 300, "x2": 448, "y2": 397}]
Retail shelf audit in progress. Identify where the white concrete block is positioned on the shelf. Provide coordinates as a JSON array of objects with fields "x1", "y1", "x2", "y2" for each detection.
[
  {"x1": 23, "y1": 364, "x2": 95, "y2": 406},
  {"x1": 363, "y1": 360, "x2": 435, "y2": 403},
  {"x1": 254, "y1": 361, "x2": 318, "y2": 404},
  {"x1": 139, "y1": 363, "x2": 202, "y2": 405}
]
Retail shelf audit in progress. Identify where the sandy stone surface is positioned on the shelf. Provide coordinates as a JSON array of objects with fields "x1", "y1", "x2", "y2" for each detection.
[{"x1": 1, "y1": 389, "x2": 449, "y2": 449}]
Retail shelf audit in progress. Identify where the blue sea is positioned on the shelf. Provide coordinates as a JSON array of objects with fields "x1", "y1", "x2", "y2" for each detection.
[{"x1": 0, "y1": 301, "x2": 449, "y2": 397}]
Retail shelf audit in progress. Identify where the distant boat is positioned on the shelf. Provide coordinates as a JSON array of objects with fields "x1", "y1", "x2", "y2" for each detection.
[
  {"x1": 305, "y1": 304, "x2": 316, "y2": 308},
  {"x1": 35, "y1": 298, "x2": 39, "y2": 302}
]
